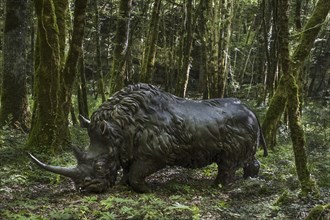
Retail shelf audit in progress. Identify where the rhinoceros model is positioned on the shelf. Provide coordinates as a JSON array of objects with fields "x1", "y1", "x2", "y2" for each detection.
[{"x1": 29, "y1": 83, "x2": 267, "y2": 193}]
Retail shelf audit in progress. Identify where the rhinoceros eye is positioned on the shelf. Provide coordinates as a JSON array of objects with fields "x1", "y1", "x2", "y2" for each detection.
[{"x1": 95, "y1": 161, "x2": 105, "y2": 172}]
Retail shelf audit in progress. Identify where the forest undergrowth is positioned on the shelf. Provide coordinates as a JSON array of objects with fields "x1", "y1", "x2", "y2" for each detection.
[{"x1": 0, "y1": 99, "x2": 329, "y2": 220}]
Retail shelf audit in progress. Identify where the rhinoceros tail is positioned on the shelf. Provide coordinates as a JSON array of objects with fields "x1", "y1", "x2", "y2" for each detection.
[
  {"x1": 259, "y1": 129, "x2": 268, "y2": 157},
  {"x1": 255, "y1": 116, "x2": 268, "y2": 157}
]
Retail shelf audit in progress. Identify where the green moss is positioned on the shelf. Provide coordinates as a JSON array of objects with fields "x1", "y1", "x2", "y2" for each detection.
[
  {"x1": 261, "y1": 76, "x2": 287, "y2": 149},
  {"x1": 28, "y1": 0, "x2": 68, "y2": 153},
  {"x1": 274, "y1": 190, "x2": 295, "y2": 206},
  {"x1": 292, "y1": 0, "x2": 330, "y2": 66},
  {"x1": 305, "y1": 204, "x2": 330, "y2": 220}
]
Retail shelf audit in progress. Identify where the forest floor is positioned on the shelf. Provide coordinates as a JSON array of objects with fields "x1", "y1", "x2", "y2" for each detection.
[{"x1": 0, "y1": 100, "x2": 329, "y2": 220}]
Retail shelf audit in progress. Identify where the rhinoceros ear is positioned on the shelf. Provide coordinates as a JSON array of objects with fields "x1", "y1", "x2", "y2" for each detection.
[
  {"x1": 72, "y1": 145, "x2": 85, "y2": 162},
  {"x1": 79, "y1": 115, "x2": 90, "y2": 128},
  {"x1": 100, "y1": 120, "x2": 111, "y2": 135}
]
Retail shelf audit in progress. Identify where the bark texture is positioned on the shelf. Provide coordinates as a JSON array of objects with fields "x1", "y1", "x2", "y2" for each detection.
[
  {"x1": 28, "y1": 0, "x2": 87, "y2": 152},
  {"x1": 0, "y1": 0, "x2": 30, "y2": 131},
  {"x1": 141, "y1": 0, "x2": 162, "y2": 83},
  {"x1": 262, "y1": 0, "x2": 329, "y2": 195},
  {"x1": 109, "y1": 0, "x2": 132, "y2": 95},
  {"x1": 58, "y1": 0, "x2": 88, "y2": 139},
  {"x1": 28, "y1": 0, "x2": 62, "y2": 151},
  {"x1": 176, "y1": 0, "x2": 193, "y2": 97},
  {"x1": 262, "y1": 0, "x2": 330, "y2": 149}
]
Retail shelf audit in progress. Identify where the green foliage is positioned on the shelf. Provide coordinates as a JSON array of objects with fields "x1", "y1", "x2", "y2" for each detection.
[
  {"x1": 303, "y1": 100, "x2": 330, "y2": 150},
  {"x1": 305, "y1": 204, "x2": 330, "y2": 220}
]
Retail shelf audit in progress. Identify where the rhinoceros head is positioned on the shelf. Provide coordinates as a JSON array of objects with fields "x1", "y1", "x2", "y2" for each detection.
[{"x1": 29, "y1": 115, "x2": 119, "y2": 193}]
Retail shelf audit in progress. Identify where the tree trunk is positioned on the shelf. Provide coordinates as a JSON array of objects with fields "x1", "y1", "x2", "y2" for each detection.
[
  {"x1": 294, "y1": 0, "x2": 302, "y2": 31},
  {"x1": 288, "y1": 0, "x2": 330, "y2": 195},
  {"x1": 53, "y1": 0, "x2": 69, "y2": 65},
  {"x1": 264, "y1": 0, "x2": 279, "y2": 99},
  {"x1": 262, "y1": 0, "x2": 330, "y2": 150},
  {"x1": 109, "y1": 0, "x2": 132, "y2": 95},
  {"x1": 217, "y1": 0, "x2": 234, "y2": 98},
  {"x1": 263, "y1": 0, "x2": 330, "y2": 195},
  {"x1": 141, "y1": 0, "x2": 162, "y2": 83},
  {"x1": 94, "y1": 0, "x2": 106, "y2": 102},
  {"x1": 27, "y1": 0, "x2": 62, "y2": 151},
  {"x1": 58, "y1": 0, "x2": 87, "y2": 139},
  {"x1": 176, "y1": 0, "x2": 193, "y2": 97},
  {"x1": 77, "y1": 53, "x2": 89, "y2": 119},
  {"x1": 28, "y1": 0, "x2": 87, "y2": 152},
  {"x1": 0, "y1": 0, "x2": 31, "y2": 131},
  {"x1": 197, "y1": 0, "x2": 210, "y2": 99},
  {"x1": 209, "y1": 0, "x2": 220, "y2": 98}
]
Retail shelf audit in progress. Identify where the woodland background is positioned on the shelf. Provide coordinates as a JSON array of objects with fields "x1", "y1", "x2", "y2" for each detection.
[{"x1": 0, "y1": 0, "x2": 329, "y2": 219}]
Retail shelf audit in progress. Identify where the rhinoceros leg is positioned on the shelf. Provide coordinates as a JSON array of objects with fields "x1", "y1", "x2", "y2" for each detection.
[
  {"x1": 243, "y1": 158, "x2": 260, "y2": 178},
  {"x1": 128, "y1": 159, "x2": 163, "y2": 193},
  {"x1": 120, "y1": 167, "x2": 130, "y2": 185},
  {"x1": 214, "y1": 162, "x2": 236, "y2": 186}
]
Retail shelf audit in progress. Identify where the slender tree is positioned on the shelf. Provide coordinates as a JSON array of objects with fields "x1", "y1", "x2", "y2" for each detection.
[
  {"x1": 141, "y1": 0, "x2": 162, "y2": 83},
  {"x1": 217, "y1": 0, "x2": 234, "y2": 98},
  {"x1": 262, "y1": 0, "x2": 330, "y2": 150},
  {"x1": 197, "y1": 0, "x2": 211, "y2": 99},
  {"x1": 58, "y1": 0, "x2": 88, "y2": 136},
  {"x1": 94, "y1": 0, "x2": 106, "y2": 102},
  {"x1": 109, "y1": 0, "x2": 132, "y2": 95},
  {"x1": 263, "y1": 0, "x2": 330, "y2": 194},
  {"x1": 176, "y1": 0, "x2": 193, "y2": 97},
  {"x1": 77, "y1": 51, "x2": 89, "y2": 119}
]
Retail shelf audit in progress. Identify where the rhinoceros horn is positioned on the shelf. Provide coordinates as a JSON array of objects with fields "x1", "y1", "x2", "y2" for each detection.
[
  {"x1": 28, "y1": 153, "x2": 80, "y2": 179},
  {"x1": 79, "y1": 115, "x2": 90, "y2": 128}
]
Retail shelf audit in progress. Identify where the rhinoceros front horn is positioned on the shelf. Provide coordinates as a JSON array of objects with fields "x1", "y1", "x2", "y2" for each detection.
[{"x1": 28, "y1": 153, "x2": 80, "y2": 179}]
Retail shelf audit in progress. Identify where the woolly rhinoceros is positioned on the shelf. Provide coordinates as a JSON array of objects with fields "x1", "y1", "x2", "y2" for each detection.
[{"x1": 29, "y1": 83, "x2": 267, "y2": 193}]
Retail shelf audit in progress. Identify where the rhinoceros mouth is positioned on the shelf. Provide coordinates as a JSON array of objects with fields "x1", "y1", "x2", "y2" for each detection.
[{"x1": 77, "y1": 178, "x2": 110, "y2": 193}]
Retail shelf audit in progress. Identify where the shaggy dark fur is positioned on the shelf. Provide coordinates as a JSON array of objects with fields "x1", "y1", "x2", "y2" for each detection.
[
  {"x1": 85, "y1": 83, "x2": 267, "y2": 193},
  {"x1": 29, "y1": 83, "x2": 267, "y2": 193}
]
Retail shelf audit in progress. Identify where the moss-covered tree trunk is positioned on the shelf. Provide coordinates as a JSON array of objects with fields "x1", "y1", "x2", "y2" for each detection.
[
  {"x1": 141, "y1": 0, "x2": 162, "y2": 83},
  {"x1": 109, "y1": 0, "x2": 132, "y2": 95},
  {"x1": 58, "y1": 0, "x2": 87, "y2": 140},
  {"x1": 262, "y1": 0, "x2": 330, "y2": 150},
  {"x1": 27, "y1": 0, "x2": 62, "y2": 151},
  {"x1": 263, "y1": 0, "x2": 330, "y2": 194},
  {"x1": 0, "y1": 0, "x2": 30, "y2": 131},
  {"x1": 287, "y1": 0, "x2": 330, "y2": 195},
  {"x1": 28, "y1": 0, "x2": 87, "y2": 152},
  {"x1": 53, "y1": 0, "x2": 69, "y2": 65}
]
